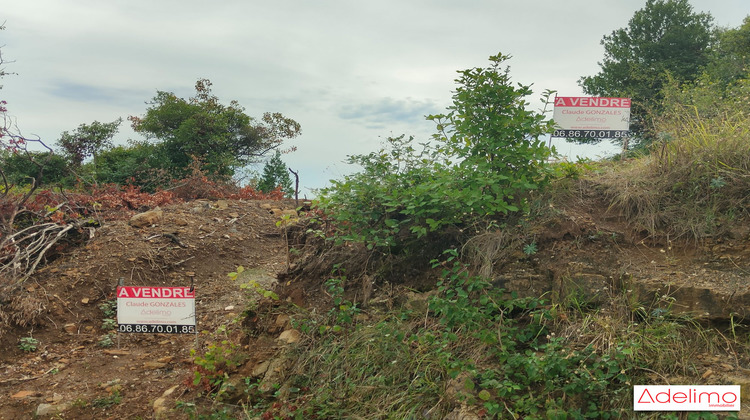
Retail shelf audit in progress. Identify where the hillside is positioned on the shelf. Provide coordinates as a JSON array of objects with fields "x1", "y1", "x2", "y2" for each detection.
[
  {"x1": 0, "y1": 198, "x2": 296, "y2": 419},
  {"x1": 1, "y1": 180, "x2": 749, "y2": 418}
]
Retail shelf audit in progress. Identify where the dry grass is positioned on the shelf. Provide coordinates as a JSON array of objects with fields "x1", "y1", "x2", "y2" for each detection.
[{"x1": 595, "y1": 107, "x2": 750, "y2": 241}]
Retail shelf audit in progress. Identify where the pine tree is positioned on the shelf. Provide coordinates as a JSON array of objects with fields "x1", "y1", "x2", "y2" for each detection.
[{"x1": 257, "y1": 150, "x2": 293, "y2": 197}]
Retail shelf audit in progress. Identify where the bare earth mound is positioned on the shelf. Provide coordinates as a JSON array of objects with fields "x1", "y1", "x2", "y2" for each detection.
[{"x1": 0, "y1": 199, "x2": 293, "y2": 419}]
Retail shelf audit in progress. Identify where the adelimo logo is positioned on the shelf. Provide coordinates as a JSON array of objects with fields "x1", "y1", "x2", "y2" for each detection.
[{"x1": 634, "y1": 385, "x2": 740, "y2": 411}]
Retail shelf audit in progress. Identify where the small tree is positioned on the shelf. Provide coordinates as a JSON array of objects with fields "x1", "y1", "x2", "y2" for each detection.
[
  {"x1": 579, "y1": 0, "x2": 714, "y2": 146},
  {"x1": 130, "y1": 79, "x2": 301, "y2": 179},
  {"x1": 257, "y1": 150, "x2": 293, "y2": 197},
  {"x1": 57, "y1": 118, "x2": 122, "y2": 167}
]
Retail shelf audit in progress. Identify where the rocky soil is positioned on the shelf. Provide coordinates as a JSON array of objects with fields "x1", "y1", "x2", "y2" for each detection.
[{"x1": 0, "y1": 198, "x2": 297, "y2": 419}]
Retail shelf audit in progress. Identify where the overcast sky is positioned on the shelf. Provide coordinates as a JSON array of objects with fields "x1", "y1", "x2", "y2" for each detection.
[{"x1": 2, "y1": 1, "x2": 747, "y2": 196}]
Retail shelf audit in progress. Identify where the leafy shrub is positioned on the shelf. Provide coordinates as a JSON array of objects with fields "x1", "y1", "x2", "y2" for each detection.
[
  {"x1": 94, "y1": 142, "x2": 168, "y2": 188},
  {"x1": 317, "y1": 53, "x2": 554, "y2": 257},
  {"x1": 0, "y1": 150, "x2": 71, "y2": 187},
  {"x1": 282, "y1": 249, "x2": 640, "y2": 418},
  {"x1": 18, "y1": 336, "x2": 38, "y2": 352}
]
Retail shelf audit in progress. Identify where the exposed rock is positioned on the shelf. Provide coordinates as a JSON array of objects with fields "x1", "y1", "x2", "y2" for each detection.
[
  {"x1": 129, "y1": 208, "x2": 163, "y2": 228},
  {"x1": 11, "y1": 390, "x2": 39, "y2": 399},
  {"x1": 190, "y1": 203, "x2": 209, "y2": 213},
  {"x1": 252, "y1": 360, "x2": 271, "y2": 378},
  {"x1": 444, "y1": 371, "x2": 474, "y2": 405},
  {"x1": 280, "y1": 209, "x2": 298, "y2": 218},
  {"x1": 153, "y1": 384, "x2": 180, "y2": 418},
  {"x1": 260, "y1": 354, "x2": 293, "y2": 393},
  {"x1": 36, "y1": 402, "x2": 70, "y2": 416},
  {"x1": 46, "y1": 393, "x2": 64, "y2": 403},
  {"x1": 278, "y1": 329, "x2": 301, "y2": 344},
  {"x1": 443, "y1": 405, "x2": 481, "y2": 420},
  {"x1": 103, "y1": 349, "x2": 130, "y2": 356},
  {"x1": 274, "y1": 314, "x2": 290, "y2": 331},
  {"x1": 214, "y1": 200, "x2": 229, "y2": 210},
  {"x1": 144, "y1": 361, "x2": 167, "y2": 369},
  {"x1": 631, "y1": 270, "x2": 750, "y2": 320},
  {"x1": 403, "y1": 290, "x2": 437, "y2": 313}
]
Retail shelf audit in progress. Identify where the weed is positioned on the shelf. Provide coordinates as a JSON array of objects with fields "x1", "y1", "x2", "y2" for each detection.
[
  {"x1": 228, "y1": 266, "x2": 279, "y2": 301},
  {"x1": 18, "y1": 336, "x2": 38, "y2": 352},
  {"x1": 321, "y1": 265, "x2": 360, "y2": 333},
  {"x1": 101, "y1": 318, "x2": 117, "y2": 331},
  {"x1": 523, "y1": 242, "x2": 538, "y2": 256},
  {"x1": 188, "y1": 338, "x2": 245, "y2": 397},
  {"x1": 71, "y1": 398, "x2": 88, "y2": 408},
  {"x1": 92, "y1": 389, "x2": 122, "y2": 407},
  {"x1": 99, "y1": 299, "x2": 118, "y2": 332},
  {"x1": 97, "y1": 333, "x2": 115, "y2": 348}
]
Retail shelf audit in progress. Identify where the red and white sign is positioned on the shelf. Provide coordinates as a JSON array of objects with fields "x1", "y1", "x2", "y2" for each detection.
[
  {"x1": 552, "y1": 96, "x2": 631, "y2": 138},
  {"x1": 634, "y1": 385, "x2": 740, "y2": 411},
  {"x1": 117, "y1": 286, "x2": 196, "y2": 334}
]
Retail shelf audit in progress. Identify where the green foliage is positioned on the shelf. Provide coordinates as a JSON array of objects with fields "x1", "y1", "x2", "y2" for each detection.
[
  {"x1": 18, "y1": 336, "x2": 38, "y2": 352},
  {"x1": 281, "y1": 314, "x2": 447, "y2": 419},
  {"x1": 704, "y1": 16, "x2": 750, "y2": 86},
  {"x1": 57, "y1": 118, "x2": 122, "y2": 167},
  {"x1": 323, "y1": 267, "x2": 360, "y2": 331},
  {"x1": 0, "y1": 150, "x2": 71, "y2": 187},
  {"x1": 281, "y1": 249, "x2": 646, "y2": 418},
  {"x1": 318, "y1": 54, "x2": 553, "y2": 256},
  {"x1": 257, "y1": 150, "x2": 293, "y2": 197},
  {"x1": 228, "y1": 266, "x2": 279, "y2": 301},
  {"x1": 598, "y1": 71, "x2": 750, "y2": 240},
  {"x1": 96, "y1": 299, "x2": 118, "y2": 347},
  {"x1": 427, "y1": 250, "x2": 635, "y2": 417},
  {"x1": 92, "y1": 389, "x2": 122, "y2": 407},
  {"x1": 101, "y1": 318, "x2": 117, "y2": 331},
  {"x1": 130, "y1": 78, "x2": 301, "y2": 179},
  {"x1": 94, "y1": 142, "x2": 168, "y2": 188},
  {"x1": 523, "y1": 242, "x2": 538, "y2": 256},
  {"x1": 190, "y1": 339, "x2": 242, "y2": 395},
  {"x1": 97, "y1": 333, "x2": 115, "y2": 348},
  {"x1": 579, "y1": 0, "x2": 714, "y2": 145},
  {"x1": 98, "y1": 299, "x2": 117, "y2": 318}
]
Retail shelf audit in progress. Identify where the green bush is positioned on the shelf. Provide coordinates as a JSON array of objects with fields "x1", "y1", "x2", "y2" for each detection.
[
  {"x1": 317, "y1": 53, "x2": 554, "y2": 256},
  {"x1": 0, "y1": 150, "x2": 71, "y2": 187},
  {"x1": 94, "y1": 142, "x2": 170, "y2": 189},
  {"x1": 280, "y1": 249, "x2": 639, "y2": 418}
]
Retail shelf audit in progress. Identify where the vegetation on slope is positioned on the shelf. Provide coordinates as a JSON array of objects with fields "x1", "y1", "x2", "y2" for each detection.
[{"x1": 2, "y1": 4, "x2": 750, "y2": 419}]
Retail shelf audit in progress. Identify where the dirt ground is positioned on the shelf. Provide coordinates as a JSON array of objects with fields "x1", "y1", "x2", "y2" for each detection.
[
  {"x1": 0, "y1": 198, "x2": 297, "y2": 419},
  {"x1": 2, "y1": 193, "x2": 750, "y2": 418}
]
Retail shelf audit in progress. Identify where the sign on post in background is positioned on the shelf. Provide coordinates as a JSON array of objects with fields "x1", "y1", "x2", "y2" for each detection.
[
  {"x1": 117, "y1": 286, "x2": 196, "y2": 334},
  {"x1": 552, "y1": 96, "x2": 631, "y2": 139}
]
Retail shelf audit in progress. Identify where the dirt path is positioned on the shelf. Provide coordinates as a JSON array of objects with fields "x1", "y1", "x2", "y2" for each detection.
[{"x1": 0, "y1": 199, "x2": 293, "y2": 419}]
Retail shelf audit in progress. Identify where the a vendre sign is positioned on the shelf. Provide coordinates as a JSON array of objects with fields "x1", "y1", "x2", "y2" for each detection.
[
  {"x1": 552, "y1": 96, "x2": 631, "y2": 139},
  {"x1": 634, "y1": 385, "x2": 740, "y2": 411},
  {"x1": 117, "y1": 286, "x2": 196, "y2": 334}
]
